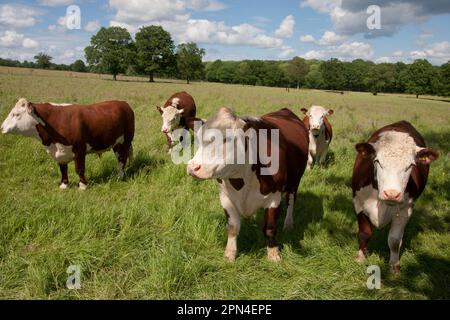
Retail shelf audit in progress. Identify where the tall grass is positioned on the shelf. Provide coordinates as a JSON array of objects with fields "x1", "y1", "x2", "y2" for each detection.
[{"x1": 0, "y1": 67, "x2": 448, "y2": 299}]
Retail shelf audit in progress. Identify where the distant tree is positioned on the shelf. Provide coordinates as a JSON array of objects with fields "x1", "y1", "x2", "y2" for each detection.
[
  {"x1": 439, "y1": 60, "x2": 450, "y2": 96},
  {"x1": 71, "y1": 59, "x2": 87, "y2": 72},
  {"x1": 320, "y1": 58, "x2": 346, "y2": 90},
  {"x1": 305, "y1": 64, "x2": 324, "y2": 89},
  {"x1": 401, "y1": 59, "x2": 438, "y2": 98},
  {"x1": 34, "y1": 52, "x2": 52, "y2": 69},
  {"x1": 85, "y1": 26, "x2": 134, "y2": 80},
  {"x1": 176, "y1": 42, "x2": 205, "y2": 84},
  {"x1": 135, "y1": 26, "x2": 175, "y2": 82},
  {"x1": 286, "y1": 57, "x2": 309, "y2": 89}
]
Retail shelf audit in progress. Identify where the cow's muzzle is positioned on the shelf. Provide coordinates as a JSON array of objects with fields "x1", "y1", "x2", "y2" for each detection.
[
  {"x1": 382, "y1": 189, "x2": 403, "y2": 204},
  {"x1": 187, "y1": 161, "x2": 203, "y2": 180}
]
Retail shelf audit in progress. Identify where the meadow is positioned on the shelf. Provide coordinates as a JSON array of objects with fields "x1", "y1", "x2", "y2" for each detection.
[{"x1": 0, "y1": 67, "x2": 448, "y2": 299}]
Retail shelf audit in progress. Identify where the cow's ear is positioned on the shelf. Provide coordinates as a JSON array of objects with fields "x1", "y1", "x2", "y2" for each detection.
[
  {"x1": 156, "y1": 106, "x2": 163, "y2": 115},
  {"x1": 26, "y1": 102, "x2": 35, "y2": 115},
  {"x1": 327, "y1": 109, "x2": 334, "y2": 116},
  {"x1": 356, "y1": 143, "x2": 375, "y2": 158},
  {"x1": 416, "y1": 148, "x2": 439, "y2": 165},
  {"x1": 301, "y1": 108, "x2": 308, "y2": 115}
]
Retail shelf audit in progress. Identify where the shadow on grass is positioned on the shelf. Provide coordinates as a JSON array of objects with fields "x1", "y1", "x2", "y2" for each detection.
[{"x1": 88, "y1": 150, "x2": 165, "y2": 184}]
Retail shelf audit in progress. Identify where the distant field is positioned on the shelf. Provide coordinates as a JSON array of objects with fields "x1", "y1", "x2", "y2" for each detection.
[{"x1": 0, "y1": 66, "x2": 448, "y2": 299}]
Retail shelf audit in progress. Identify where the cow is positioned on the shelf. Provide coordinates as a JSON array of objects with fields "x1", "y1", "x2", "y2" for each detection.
[
  {"x1": 352, "y1": 121, "x2": 439, "y2": 273},
  {"x1": 187, "y1": 107, "x2": 309, "y2": 262},
  {"x1": 301, "y1": 106, "x2": 333, "y2": 169},
  {"x1": 1, "y1": 98, "x2": 135, "y2": 190},
  {"x1": 157, "y1": 92, "x2": 201, "y2": 152}
]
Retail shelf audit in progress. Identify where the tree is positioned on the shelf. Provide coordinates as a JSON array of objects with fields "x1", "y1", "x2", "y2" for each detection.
[
  {"x1": 176, "y1": 42, "x2": 205, "y2": 84},
  {"x1": 286, "y1": 57, "x2": 309, "y2": 89},
  {"x1": 135, "y1": 26, "x2": 175, "y2": 82},
  {"x1": 320, "y1": 58, "x2": 346, "y2": 90},
  {"x1": 85, "y1": 26, "x2": 134, "y2": 80},
  {"x1": 439, "y1": 60, "x2": 450, "y2": 97},
  {"x1": 71, "y1": 59, "x2": 87, "y2": 72},
  {"x1": 305, "y1": 64, "x2": 324, "y2": 89},
  {"x1": 401, "y1": 59, "x2": 438, "y2": 98},
  {"x1": 34, "y1": 53, "x2": 52, "y2": 69}
]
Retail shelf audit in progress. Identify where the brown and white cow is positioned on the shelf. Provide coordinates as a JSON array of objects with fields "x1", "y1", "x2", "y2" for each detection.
[
  {"x1": 1, "y1": 98, "x2": 135, "y2": 190},
  {"x1": 352, "y1": 121, "x2": 439, "y2": 272},
  {"x1": 187, "y1": 107, "x2": 309, "y2": 262},
  {"x1": 157, "y1": 91, "x2": 201, "y2": 152},
  {"x1": 301, "y1": 106, "x2": 333, "y2": 169}
]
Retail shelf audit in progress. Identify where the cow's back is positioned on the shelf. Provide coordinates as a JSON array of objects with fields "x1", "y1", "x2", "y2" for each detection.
[
  {"x1": 261, "y1": 108, "x2": 309, "y2": 192},
  {"x1": 352, "y1": 121, "x2": 430, "y2": 199}
]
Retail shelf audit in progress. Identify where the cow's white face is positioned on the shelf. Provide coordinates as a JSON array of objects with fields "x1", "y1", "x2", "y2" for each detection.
[
  {"x1": 187, "y1": 107, "x2": 247, "y2": 180},
  {"x1": 1, "y1": 98, "x2": 40, "y2": 137},
  {"x1": 356, "y1": 131, "x2": 438, "y2": 204},
  {"x1": 158, "y1": 106, "x2": 184, "y2": 133},
  {"x1": 302, "y1": 106, "x2": 333, "y2": 137}
]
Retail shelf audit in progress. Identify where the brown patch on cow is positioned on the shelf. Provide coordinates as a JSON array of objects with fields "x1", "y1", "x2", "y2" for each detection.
[
  {"x1": 244, "y1": 108, "x2": 309, "y2": 196},
  {"x1": 229, "y1": 178, "x2": 245, "y2": 191},
  {"x1": 357, "y1": 212, "x2": 372, "y2": 255},
  {"x1": 352, "y1": 121, "x2": 433, "y2": 199},
  {"x1": 31, "y1": 101, "x2": 134, "y2": 187},
  {"x1": 323, "y1": 117, "x2": 333, "y2": 143},
  {"x1": 263, "y1": 207, "x2": 280, "y2": 248},
  {"x1": 302, "y1": 115, "x2": 310, "y2": 131}
]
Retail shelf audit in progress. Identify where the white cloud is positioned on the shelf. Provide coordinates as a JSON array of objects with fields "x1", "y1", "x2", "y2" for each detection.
[
  {"x1": 300, "y1": 41, "x2": 374, "y2": 61},
  {"x1": 22, "y1": 38, "x2": 39, "y2": 49},
  {"x1": 85, "y1": 20, "x2": 100, "y2": 32},
  {"x1": 301, "y1": 0, "x2": 450, "y2": 38},
  {"x1": 0, "y1": 30, "x2": 24, "y2": 47},
  {"x1": 0, "y1": 4, "x2": 40, "y2": 29},
  {"x1": 409, "y1": 41, "x2": 450, "y2": 65},
  {"x1": 279, "y1": 46, "x2": 295, "y2": 59},
  {"x1": 393, "y1": 50, "x2": 403, "y2": 57},
  {"x1": 38, "y1": 0, "x2": 75, "y2": 6},
  {"x1": 187, "y1": 0, "x2": 226, "y2": 12},
  {"x1": 109, "y1": 0, "x2": 290, "y2": 57},
  {"x1": 274, "y1": 15, "x2": 295, "y2": 38},
  {"x1": 300, "y1": 34, "x2": 315, "y2": 42},
  {"x1": 315, "y1": 31, "x2": 347, "y2": 45},
  {"x1": 301, "y1": 50, "x2": 324, "y2": 60}
]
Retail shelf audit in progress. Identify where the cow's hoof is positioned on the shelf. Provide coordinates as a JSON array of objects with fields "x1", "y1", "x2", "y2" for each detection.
[
  {"x1": 78, "y1": 182, "x2": 87, "y2": 191},
  {"x1": 355, "y1": 250, "x2": 366, "y2": 263},
  {"x1": 224, "y1": 250, "x2": 236, "y2": 263},
  {"x1": 390, "y1": 264, "x2": 401, "y2": 274},
  {"x1": 267, "y1": 247, "x2": 281, "y2": 262},
  {"x1": 59, "y1": 183, "x2": 69, "y2": 190}
]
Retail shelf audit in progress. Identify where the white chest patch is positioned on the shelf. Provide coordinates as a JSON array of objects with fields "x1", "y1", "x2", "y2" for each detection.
[
  {"x1": 219, "y1": 171, "x2": 281, "y2": 217},
  {"x1": 46, "y1": 143, "x2": 75, "y2": 164},
  {"x1": 354, "y1": 185, "x2": 413, "y2": 228}
]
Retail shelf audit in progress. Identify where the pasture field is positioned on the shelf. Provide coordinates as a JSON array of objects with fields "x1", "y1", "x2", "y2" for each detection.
[{"x1": 0, "y1": 67, "x2": 449, "y2": 299}]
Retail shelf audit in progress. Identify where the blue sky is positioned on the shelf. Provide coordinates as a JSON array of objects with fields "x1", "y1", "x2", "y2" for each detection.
[{"x1": 0, "y1": 0, "x2": 449, "y2": 65}]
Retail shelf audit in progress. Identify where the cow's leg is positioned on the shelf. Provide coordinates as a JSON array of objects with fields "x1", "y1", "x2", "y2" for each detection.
[
  {"x1": 388, "y1": 206, "x2": 411, "y2": 273},
  {"x1": 356, "y1": 212, "x2": 372, "y2": 263},
  {"x1": 319, "y1": 145, "x2": 329, "y2": 166},
  {"x1": 113, "y1": 144, "x2": 131, "y2": 180},
  {"x1": 164, "y1": 132, "x2": 173, "y2": 153},
  {"x1": 224, "y1": 209, "x2": 240, "y2": 262},
  {"x1": 307, "y1": 152, "x2": 313, "y2": 170},
  {"x1": 74, "y1": 151, "x2": 87, "y2": 190},
  {"x1": 264, "y1": 206, "x2": 281, "y2": 262},
  {"x1": 59, "y1": 164, "x2": 69, "y2": 190},
  {"x1": 283, "y1": 193, "x2": 296, "y2": 232}
]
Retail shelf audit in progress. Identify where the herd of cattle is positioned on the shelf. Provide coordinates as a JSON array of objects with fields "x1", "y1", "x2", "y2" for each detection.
[{"x1": 0, "y1": 92, "x2": 439, "y2": 273}]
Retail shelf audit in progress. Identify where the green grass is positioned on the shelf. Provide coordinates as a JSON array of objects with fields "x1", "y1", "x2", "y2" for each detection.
[{"x1": 0, "y1": 67, "x2": 449, "y2": 299}]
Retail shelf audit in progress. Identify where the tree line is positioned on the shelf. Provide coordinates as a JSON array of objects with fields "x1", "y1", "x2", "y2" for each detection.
[{"x1": 0, "y1": 24, "x2": 449, "y2": 97}]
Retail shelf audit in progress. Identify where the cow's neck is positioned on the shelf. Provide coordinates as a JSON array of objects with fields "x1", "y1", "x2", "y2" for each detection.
[{"x1": 33, "y1": 104, "x2": 69, "y2": 146}]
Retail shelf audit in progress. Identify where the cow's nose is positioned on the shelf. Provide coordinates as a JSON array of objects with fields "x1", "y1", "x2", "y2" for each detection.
[
  {"x1": 162, "y1": 128, "x2": 169, "y2": 134},
  {"x1": 383, "y1": 190, "x2": 402, "y2": 202}
]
